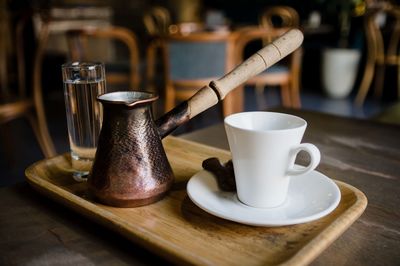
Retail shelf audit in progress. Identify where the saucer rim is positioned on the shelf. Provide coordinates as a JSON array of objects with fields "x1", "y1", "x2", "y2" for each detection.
[{"x1": 186, "y1": 168, "x2": 341, "y2": 226}]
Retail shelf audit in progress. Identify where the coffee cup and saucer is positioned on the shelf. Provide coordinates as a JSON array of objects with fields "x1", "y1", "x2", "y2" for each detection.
[{"x1": 187, "y1": 112, "x2": 341, "y2": 226}]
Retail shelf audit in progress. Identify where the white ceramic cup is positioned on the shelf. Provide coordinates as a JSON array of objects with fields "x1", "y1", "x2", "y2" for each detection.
[{"x1": 224, "y1": 112, "x2": 321, "y2": 208}]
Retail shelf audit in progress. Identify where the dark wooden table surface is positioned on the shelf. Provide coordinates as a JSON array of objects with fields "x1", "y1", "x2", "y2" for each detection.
[{"x1": 1, "y1": 109, "x2": 399, "y2": 265}]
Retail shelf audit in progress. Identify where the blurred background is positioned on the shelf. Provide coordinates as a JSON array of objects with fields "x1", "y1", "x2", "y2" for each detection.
[{"x1": 1, "y1": 0, "x2": 399, "y2": 185}]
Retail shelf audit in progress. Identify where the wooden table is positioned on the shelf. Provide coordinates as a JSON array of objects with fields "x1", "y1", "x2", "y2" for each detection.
[{"x1": 1, "y1": 109, "x2": 399, "y2": 265}]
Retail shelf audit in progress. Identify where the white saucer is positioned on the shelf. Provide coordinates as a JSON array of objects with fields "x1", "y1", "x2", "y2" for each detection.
[{"x1": 187, "y1": 169, "x2": 341, "y2": 226}]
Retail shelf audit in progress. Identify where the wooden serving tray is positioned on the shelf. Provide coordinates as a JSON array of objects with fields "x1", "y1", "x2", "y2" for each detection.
[{"x1": 26, "y1": 136, "x2": 367, "y2": 266}]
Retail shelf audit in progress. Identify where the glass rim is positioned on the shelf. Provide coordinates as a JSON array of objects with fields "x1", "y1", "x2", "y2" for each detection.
[{"x1": 61, "y1": 61, "x2": 104, "y2": 70}]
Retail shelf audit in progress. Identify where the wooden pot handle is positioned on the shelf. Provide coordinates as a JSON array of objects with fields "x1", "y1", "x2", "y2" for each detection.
[
  {"x1": 188, "y1": 29, "x2": 304, "y2": 118},
  {"x1": 212, "y1": 29, "x2": 303, "y2": 99},
  {"x1": 157, "y1": 29, "x2": 304, "y2": 138}
]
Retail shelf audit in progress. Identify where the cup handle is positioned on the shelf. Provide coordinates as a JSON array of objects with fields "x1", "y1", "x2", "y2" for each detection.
[{"x1": 286, "y1": 143, "x2": 321, "y2": 176}]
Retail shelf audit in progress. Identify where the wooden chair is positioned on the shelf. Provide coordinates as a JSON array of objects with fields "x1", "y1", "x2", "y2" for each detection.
[
  {"x1": 143, "y1": 6, "x2": 205, "y2": 93},
  {"x1": 160, "y1": 31, "x2": 242, "y2": 116},
  {"x1": 66, "y1": 26, "x2": 141, "y2": 91},
  {"x1": 243, "y1": 6, "x2": 302, "y2": 108},
  {"x1": 355, "y1": 4, "x2": 400, "y2": 106},
  {"x1": 143, "y1": 6, "x2": 172, "y2": 93},
  {"x1": 0, "y1": 13, "x2": 56, "y2": 158}
]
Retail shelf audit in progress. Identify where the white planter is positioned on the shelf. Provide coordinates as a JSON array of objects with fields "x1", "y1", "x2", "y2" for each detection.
[{"x1": 322, "y1": 48, "x2": 361, "y2": 99}]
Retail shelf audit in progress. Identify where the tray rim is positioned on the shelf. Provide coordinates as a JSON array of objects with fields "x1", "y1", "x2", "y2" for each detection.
[
  {"x1": 25, "y1": 137, "x2": 368, "y2": 266},
  {"x1": 284, "y1": 180, "x2": 367, "y2": 265}
]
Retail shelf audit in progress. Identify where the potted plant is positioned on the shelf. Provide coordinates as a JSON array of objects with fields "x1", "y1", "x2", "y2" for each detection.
[{"x1": 321, "y1": 0, "x2": 365, "y2": 99}]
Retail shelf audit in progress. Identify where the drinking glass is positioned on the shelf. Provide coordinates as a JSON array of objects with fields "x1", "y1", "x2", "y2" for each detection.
[{"x1": 62, "y1": 62, "x2": 106, "y2": 181}]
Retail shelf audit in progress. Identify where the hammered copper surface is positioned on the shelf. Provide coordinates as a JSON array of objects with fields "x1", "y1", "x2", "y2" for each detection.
[{"x1": 89, "y1": 98, "x2": 174, "y2": 207}]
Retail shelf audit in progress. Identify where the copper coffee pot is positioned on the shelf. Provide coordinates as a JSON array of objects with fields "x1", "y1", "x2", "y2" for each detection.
[{"x1": 88, "y1": 29, "x2": 304, "y2": 207}]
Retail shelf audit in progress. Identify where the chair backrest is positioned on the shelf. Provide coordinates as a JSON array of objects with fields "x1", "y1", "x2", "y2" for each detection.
[
  {"x1": 143, "y1": 6, "x2": 171, "y2": 36},
  {"x1": 354, "y1": 3, "x2": 400, "y2": 105},
  {"x1": 258, "y1": 6, "x2": 299, "y2": 47},
  {"x1": 160, "y1": 31, "x2": 239, "y2": 115},
  {"x1": 0, "y1": 6, "x2": 11, "y2": 98},
  {"x1": 162, "y1": 32, "x2": 235, "y2": 84},
  {"x1": 0, "y1": 9, "x2": 32, "y2": 100},
  {"x1": 0, "y1": 12, "x2": 58, "y2": 157},
  {"x1": 364, "y1": 5, "x2": 400, "y2": 64},
  {"x1": 259, "y1": 6, "x2": 299, "y2": 32},
  {"x1": 66, "y1": 26, "x2": 140, "y2": 90}
]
